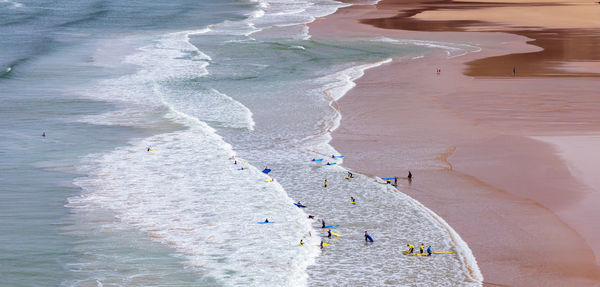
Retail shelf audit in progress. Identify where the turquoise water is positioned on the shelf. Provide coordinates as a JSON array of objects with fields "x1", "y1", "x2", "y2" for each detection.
[{"x1": 0, "y1": 0, "x2": 482, "y2": 285}]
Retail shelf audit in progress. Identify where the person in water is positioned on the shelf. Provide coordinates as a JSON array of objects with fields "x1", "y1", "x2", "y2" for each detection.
[
  {"x1": 308, "y1": 215, "x2": 315, "y2": 219},
  {"x1": 327, "y1": 229, "x2": 332, "y2": 238},
  {"x1": 350, "y1": 196, "x2": 355, "y2": 203},
  {"x1": 420, "y1": 243, "x2": 424, "y2": 254},
  {"x1": 323, "y1": 179, "x2": 328, "y2": 188},
  {"x1": 364, "y1": 231, "x2": 370, "y2": 242},
  {"x1": 407, "y1": 244, "x2": 414, "y2": 254},
  {"x1": 321, "y1": 219, "x2": 326, "y2": 228},
  {"x1": 264, "y1": 218, "x2": 269, "y2": 223},
  {"x1": 42, "y1": 132, "x2": 46, "y2": 137},
  {"x1": 348, "y1": 171, "x2": 353, "y2": 178},
  {"x1": 311, "y1": 158, "x2": 316, "y2": 161},
  {"x1": 300, "y1": 239, "x2": 304, "y2": 246},
  {"x1": 427, "y1": 246, "x2": 432, "y2": 256},
  {"x1": 331, "y1": 155, "x2": 335, "y2": 158},
  {"x1": 320, "y1": 240, "x2": 324, "y2": 249},
  {"x1": 147, "y1": 146, "x2": 151, "y2": 152},
  {"x1": 386, "y1": 179, "x2": 391, "y2": 184}
]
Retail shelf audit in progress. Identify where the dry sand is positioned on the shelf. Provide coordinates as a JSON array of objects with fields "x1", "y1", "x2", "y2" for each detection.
[{"x1": 310, "y1": 0, "x2": 600, "y2": 285}]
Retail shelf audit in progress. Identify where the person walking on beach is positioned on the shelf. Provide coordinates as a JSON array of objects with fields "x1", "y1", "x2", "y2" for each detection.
[
  {"x1": 394, "y1": 176, "x2": 398, "y2": 185},
  {"x1": 420, "y1": 243, "x2": 424, "y2": 254},
  {"x1": 427, "y1": 246, "x2": 432, "y2": 256},
  {"x1": 513, "y1": 66, "x2": 516, "y2": 77},
  {"x1": 323, "y1": 179, "x2": 328, "y2": 188}
]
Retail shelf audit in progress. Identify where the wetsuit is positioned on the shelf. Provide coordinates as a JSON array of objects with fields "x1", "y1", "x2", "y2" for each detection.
[
  {"x1": 427, "y1": 246, "x2": 432, "y2": 256},
  {"x1": 322, "y1": 219, "x2": 325, "y2": 228},
  {"x1": 328, "y1": 229, "x2": 331, "y2": 238},
  {"x1": 408, "y1": 244, "x2": 414, "y2": 254}
]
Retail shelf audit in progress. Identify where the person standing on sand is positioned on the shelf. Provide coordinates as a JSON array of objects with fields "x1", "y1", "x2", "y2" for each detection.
[
  {"x1": 394, "y1": 176, "x2": 398, "y2": 185},
  {"x1": 513, "y1": 66, "x2": 516, "y2": 77}
]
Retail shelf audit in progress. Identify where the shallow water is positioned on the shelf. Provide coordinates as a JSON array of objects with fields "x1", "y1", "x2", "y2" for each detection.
[{"x1": 1, "y1": 0, "x2": 482, "y2": 285}]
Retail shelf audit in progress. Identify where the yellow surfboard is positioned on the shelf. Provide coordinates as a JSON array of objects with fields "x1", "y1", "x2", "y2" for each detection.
[
  {"x1": 331, "y1": 232, "x2": 342, "y2": 237},
  {"x1": 433, "y1": 252, "x2": 454, "y2": 254},
  {"x1": 349, "y1": 201, "x2": 356, "y2": 204}
]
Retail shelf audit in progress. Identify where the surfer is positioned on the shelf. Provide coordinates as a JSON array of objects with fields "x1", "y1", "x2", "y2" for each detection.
[
  {"x1": 320, "y1": 240, "x2": 324, "y2": 249},
  {"x1": 350, "y1": 196, "x2": 355, "y2": 203},
  {"x1": 364, "y1": 231, "x2": 370, "y2": 242},
  {"x1": 147, "y1": 146, "x2": 151, "y2": 152},
  {"x1": 311, "y1": 158, "x2": 316, "y2": 161},
  {"x1": 323, "y1": 179, "x2": 327, "y2": 188},
  {"x1": 264, "y1": 218, "x2": 269, "y2": 223},
  {"x1": 348, "y1": 171, "x2": 353, "y2": 178},
  {"x1": 331, "y1": 155, "x2": 335, "y2": 158},
  {"x1": 394, "y1": 177, "x2": 398, "y2": 185},
  {"x1": 321, "y1": 219, "x2": 326, "y2": 228},
  {"x1": 308, "y1": 215, "x2": 315, "y2": 219},
  {"x1": 420, "y1": 243, "x2": 424, "y2": 254},
  {"x1": 42, "y1": 132, "x2": 45, "y2": 137},
  {"x1": 386, "y1": 179, "x2": 391, "y2": 184},
  {"x1": 300, "y1": 239, "x2": 304, "y2": 246},
  {"x1": 427, "y1": 246, "x2": 432, "y2": 256},
  {"x1": 328, "y1": 229, "x2": 332, "y2": 238},
  {"x1": 407, "y1": 244, "x2": 414, "y2": 254}
]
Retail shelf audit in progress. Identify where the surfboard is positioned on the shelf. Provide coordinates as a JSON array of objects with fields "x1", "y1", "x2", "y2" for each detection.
[
  {"x1": 403, "y1": 250, "x2": 413, "y2": 255},
  {"x1": 433, "y1": 252, "x2": 454, "y2": 254},
  {"x1": 331, "y1": 232, "x2": 341, "y2": 237},
  {"x1": 313, "y1": 158, "x2": 324, "y2": 162},
  {"x1": 315, "y1": 243, "x2": 330, "y2": 247},
  {"x1": 324, "y1": 225, "x2": 339, "y2": 228},
  {"x1": 332, "y1": 155, "x2": 344, "y2": 158},
  {"x1": 262, "y1": 169, "x2": 271, "y2": 174},
  {"x1": 234, "y1": 161, "x2": 246, "y2": 165},
  {"x1": 324, "y1": 163, "x2": 336, "y2": 166},
  {"x1": 148, "y1": 150, "x2": 157, "y2": 152},
  {"x1": 266, "y1": 179, "x2": 273, "y2": 182},
  {"x1": 257, "y1": 222, "x2": 274, "y2": 224},
  {"x1": 365, "y1": 234, "x2": 374, "y2": 242},
  {"x1": 293, "y1": 203, "x2": 306, "y2": 208},
  {"x1": 349, "y1": 201, "x2": 356, "y2": 204},
  {"x1": 381, "y1": 177, "x2": 396, "y2": 180}
]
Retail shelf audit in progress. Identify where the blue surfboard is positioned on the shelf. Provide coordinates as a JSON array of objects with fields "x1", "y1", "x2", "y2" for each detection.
[
  {"x1": 325, "y1": 163, "x2": 337, "y2": 166},
  {"x1": 293, "y1": 203, "x2": 306, "y2": 208},
  {"x1": 258, "y1": 222, "x2": 274, "y2": 224},
  {"x1": 324, "y1": 224, "x2": 339, "y2": 228},
  {"x1": 312, "y1": 158, "x2": 324, "y2": 162},
  {"x1": 262, "y1": 169, "x2": 271, "y2": 174},
  {"x1": 365, "y1": 234, "x2": 374, "y2": 242}
]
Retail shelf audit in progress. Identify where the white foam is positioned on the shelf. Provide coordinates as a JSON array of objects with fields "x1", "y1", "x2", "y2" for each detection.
[{"x1": 70, "y1": 109, "x2": 319, "y2": 285}]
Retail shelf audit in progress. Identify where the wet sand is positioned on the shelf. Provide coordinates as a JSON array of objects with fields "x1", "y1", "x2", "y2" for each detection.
[{"x1": 310, "y1": 1, "x2": 600, "y2": 286}]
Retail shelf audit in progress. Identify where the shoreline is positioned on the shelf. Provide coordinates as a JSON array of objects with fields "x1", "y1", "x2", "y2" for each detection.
[{"x1": 310, "y1": 1, "x2": 600, "y2": 285}]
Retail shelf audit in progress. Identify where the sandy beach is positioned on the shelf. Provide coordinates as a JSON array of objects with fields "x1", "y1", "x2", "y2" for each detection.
[{"x1": 311, "y1": 0, "x2": 600, "y2": 285}]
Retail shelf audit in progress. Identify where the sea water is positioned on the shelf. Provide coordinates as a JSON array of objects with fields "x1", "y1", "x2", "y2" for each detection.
[{"x1": 0, "y1": 0, "x2": 481, "y2": 286}]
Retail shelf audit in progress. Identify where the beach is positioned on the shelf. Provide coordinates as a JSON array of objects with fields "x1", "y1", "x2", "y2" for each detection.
[{"x1": 311, "y1": 0, "x2": 600, "y2": 285}]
